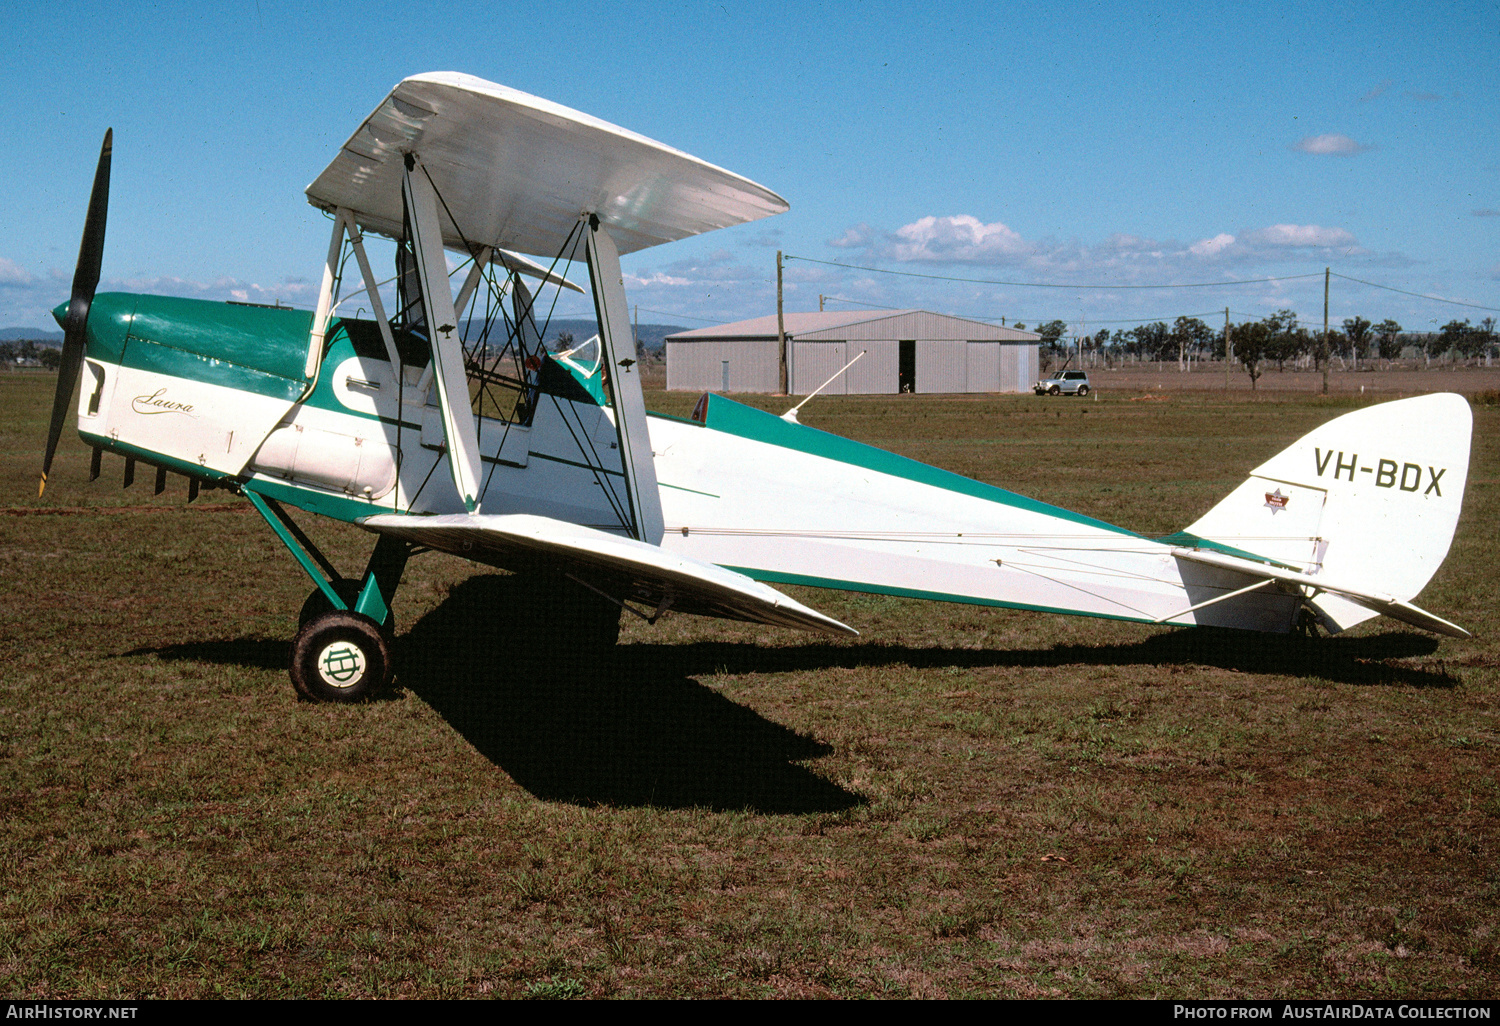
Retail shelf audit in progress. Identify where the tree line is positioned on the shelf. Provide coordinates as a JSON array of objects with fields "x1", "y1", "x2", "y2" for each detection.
[
  {"x1": 1031, "y1": 313, "x2": 1497, "y2": 387},
  {"x1": 0, "y1": 339, "x2": 62, "y2": 369}
]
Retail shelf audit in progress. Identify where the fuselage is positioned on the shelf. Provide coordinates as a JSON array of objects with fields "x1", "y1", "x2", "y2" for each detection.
[{"x1": 69, "y1": 293, "x2": 1304, "y2": 634}]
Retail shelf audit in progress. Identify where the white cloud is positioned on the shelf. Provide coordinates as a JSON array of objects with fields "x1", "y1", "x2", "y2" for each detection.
[
  {"x1": 887, "y1": 215, "x2": 1031, "y2": 263},
  {"x1": 624, "y1": 272, "x2": 692, "y2": 288},
  {"x1": 0, "y1": 258, "x2": 34, "y2": 286},
  {"x1": 100, "y1": 274, "x2": 319, "y2": 308},
  {"x1": 1189, "y1": 233, "x2": 1236, "y2": 257},
  {"x1": 0, "y1": 269, "x2": 331, "y2": 328},
  {"x1": 1245, "y1": 224, "x2": 1357, "y2": 248},
  {"x1": 828, "y1": 223, "x2": 873, "y2": 249},
  {"x1": 1359, "y1": 80, "x2": 1392, "y2": 103},
  {"x1": 1097, "y1": 233, "x2": 1164, "y2": 258},
  {"x1": 1293, "y1": 133, "x2": 1371, "y2": 156}
]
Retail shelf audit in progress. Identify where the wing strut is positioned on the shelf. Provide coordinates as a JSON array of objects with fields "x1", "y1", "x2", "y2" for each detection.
[
  {"x1": 453, "y1": 246, "x2": 493, "y2": 321},
  {"x1": 403, "y1": 157, "x2": 485, "y2": 512},
  {"x1": 585, "y1": 217, "x2": 664, "y2": 544},
  {"x1": 344, "y1": 219, "x2": 405, "y2": 372}
]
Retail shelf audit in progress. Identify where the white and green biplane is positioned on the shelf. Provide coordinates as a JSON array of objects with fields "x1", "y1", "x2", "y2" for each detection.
[{"x1": 42, "y1": 73, "x2": 1474, "y2": 702}]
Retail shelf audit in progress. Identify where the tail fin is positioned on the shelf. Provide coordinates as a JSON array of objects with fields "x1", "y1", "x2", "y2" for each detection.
[{"x1": 1175, "y1": 393, "x2": 1472, "y2": 633}]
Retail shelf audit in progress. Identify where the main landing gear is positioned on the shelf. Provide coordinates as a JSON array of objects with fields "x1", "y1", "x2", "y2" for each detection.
[{"x1": 244, "y1": 489, "x2": 409, "y2": 702}]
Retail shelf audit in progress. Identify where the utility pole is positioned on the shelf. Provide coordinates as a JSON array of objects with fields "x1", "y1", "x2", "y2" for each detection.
[
  {"x1": 819, "y1": 294, "x2": 824, "y2": 312},
  {"x1": 1321, "y1": 267, "x2": 1330, "y2": 395},
  {"x1": 1224, "y1": 307, "x2": 1231, "y2": 391},
  {"x1": 776, "y1": 251, "x2": 787, "y2": 395}
]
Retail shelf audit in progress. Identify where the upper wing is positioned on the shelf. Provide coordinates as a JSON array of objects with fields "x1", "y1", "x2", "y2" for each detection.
[
  {"x1": 306, "y1": 72, "x2": 789, "y2": 258},
  {"x1": 361, "y1": 512, "x2": 856, "y2": 636}
]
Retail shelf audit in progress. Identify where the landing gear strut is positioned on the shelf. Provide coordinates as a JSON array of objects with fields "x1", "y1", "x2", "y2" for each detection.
[{"x1": 244, "y1": 489, "x2": 410, "y2": 701}]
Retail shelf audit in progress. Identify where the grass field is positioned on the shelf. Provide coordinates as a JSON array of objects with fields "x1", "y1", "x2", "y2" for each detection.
[{"x1": 1, "y1": 369, "x2": 1496, "y2": 999}]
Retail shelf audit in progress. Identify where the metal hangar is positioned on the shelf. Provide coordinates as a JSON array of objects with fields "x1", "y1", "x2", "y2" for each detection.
[{"x1": 665, "y1": 309, "x2": 1041, "y2": 395}]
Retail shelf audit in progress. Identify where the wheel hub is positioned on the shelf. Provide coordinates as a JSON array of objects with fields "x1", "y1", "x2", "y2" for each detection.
[{"x1": 316, "y1": 641, "x2": 367, "y2": 688}]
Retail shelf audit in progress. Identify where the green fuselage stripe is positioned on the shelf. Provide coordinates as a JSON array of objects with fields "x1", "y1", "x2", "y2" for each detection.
[
  {"x1": 1153, "y1": 530, "x2": 1296, "y2": 569},
  {"x1": 661, "y1": 482, "x2": 720, "y2": 498},
  {"x1": 243, "y1": 477, "x2": 398, "y2": 525},
  {"x1": 79, "y1": 431, "x2": 229, "y2": 482},
  {"x1": 701, "y1": 395, "x2": 1139, "y2": 537}
]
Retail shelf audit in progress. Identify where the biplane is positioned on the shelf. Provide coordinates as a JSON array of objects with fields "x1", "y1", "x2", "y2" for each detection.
[{"x1": 42, "y1": 73, "x2": 1473, "y2": 702}]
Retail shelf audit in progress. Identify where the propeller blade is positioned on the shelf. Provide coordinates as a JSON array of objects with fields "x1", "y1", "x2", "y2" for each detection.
[{"x1": 40, "y1": 128, "x2": 112, "y2": 497}]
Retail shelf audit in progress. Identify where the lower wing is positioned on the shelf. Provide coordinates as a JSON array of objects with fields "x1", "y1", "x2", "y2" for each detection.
[{"x1": 360, "y1": 512, "x2": 856, "y2": 636}]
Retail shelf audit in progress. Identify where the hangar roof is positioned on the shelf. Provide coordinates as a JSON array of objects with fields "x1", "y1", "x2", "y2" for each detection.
[{"x1": 667, "y1": 309, "x2": 1040, "y2": 342}]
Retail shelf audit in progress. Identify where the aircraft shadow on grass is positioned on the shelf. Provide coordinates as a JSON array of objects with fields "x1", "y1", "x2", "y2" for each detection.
[{"x1": 129, "y1": 575, "x2": 1454, "y2": 810}]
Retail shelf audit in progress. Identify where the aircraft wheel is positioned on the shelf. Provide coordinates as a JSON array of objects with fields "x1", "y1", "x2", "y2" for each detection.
[
  {"x1": 298, "y1": 579, "x2": 362, "y2": 628},
  {"x1": 289, "y1": 610, "x2": 393, "y2": 703},
  {"x1": 299, "y1": 580, "x2": 393, "y2": 633},
  {"x1": 1077, "y1": 385, "x2": 1089, "y2": 396},
  {"x1": 1049, "y1": 385, "x2": 1060, "y2": 395}
]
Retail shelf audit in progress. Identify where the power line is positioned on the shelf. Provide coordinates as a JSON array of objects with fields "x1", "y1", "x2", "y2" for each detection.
[
  {"x1": 545, "y1": 304, "x2": 724, "y2": 326},
  {"x1": 795, "y1": 254, "x2": 1499, "y2": 315},
  {"x1": 1330, "y1": 272, "x2": 1500, "y2": 314},
  {"x1": 1071, "y1": 310, "x2": 1236, "y2": 326},
  {"x1": 632, "y1": 305, "x2": 722, "y2": 324},
  {"x1": 820, "y1": 294, "x2": 1234, "y2": 328},
  {"x1": 819, "y1": 294, "x2": 896, "y2": 310},
  {"x1": 785, "y1": 254, "x2": 1324, "y2": 289},
  {"x1": 821, "y1": 293, "x2": 1012, "y2": 323}
]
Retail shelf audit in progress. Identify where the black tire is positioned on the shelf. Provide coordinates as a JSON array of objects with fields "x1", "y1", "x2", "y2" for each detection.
[
  {"x1": 289, "y1": 610, "x2": 393, "y2": 702},
  {"x1": 1077, "y1": 385, "x2": 1089, "y2": 396},
  {"x1": 299, "y1": 579, "x2": 393, "y2": 632},
  {"x1": 1048, "y1": 385, "x2": 1060, "y2": 395}
]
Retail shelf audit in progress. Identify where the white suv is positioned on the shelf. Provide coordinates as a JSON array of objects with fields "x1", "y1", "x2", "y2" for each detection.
[{"x1": 1034, "y1": 370, "x2": 1091, "y2": 396}]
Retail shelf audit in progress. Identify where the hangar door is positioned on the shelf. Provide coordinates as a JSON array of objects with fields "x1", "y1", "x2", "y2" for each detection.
[
  {"x1": 792, "y1": 341, "x2": 848, "y2": 395},
  {"x1": 966, "y1": 342, "x2": 1001, "y2": 392},
  {"x1": 917, "y1": 340, "x2": 966, "y2": 393},
  {"x1": 792, "y1": 340, "x2": 898, "y2": 395}
]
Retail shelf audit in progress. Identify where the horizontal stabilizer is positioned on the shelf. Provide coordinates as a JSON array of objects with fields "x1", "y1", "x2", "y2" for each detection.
[
  {"x1": 1172, "y1": 547, "x2": 1470, "y2": 639},
  {"x1": 361, "y1": 512, "x2": 856, "y2": 636}
]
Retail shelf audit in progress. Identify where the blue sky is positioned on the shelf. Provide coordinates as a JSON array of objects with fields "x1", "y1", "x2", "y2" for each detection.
[{"x1": 4, "y1": 0, "x2": 1497, "y2": 336}]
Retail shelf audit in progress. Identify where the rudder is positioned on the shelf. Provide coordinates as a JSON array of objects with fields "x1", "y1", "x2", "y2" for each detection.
[{"x1": 1176, "y1": 393, "x2": 1471, "y2": 632}]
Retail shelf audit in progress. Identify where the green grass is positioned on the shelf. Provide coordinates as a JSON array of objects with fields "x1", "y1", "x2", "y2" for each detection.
[{"x1": 1, "y1": 372, "x2": 1497, "y2": 998}]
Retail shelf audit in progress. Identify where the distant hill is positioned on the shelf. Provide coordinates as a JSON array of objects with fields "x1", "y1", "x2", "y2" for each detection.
[
  {"x1": 0, "y1": 328, "x2": 63, "y2": 344},
  {"x1": 478, "y1": 318, "x2": 688, "y2": 357}
]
